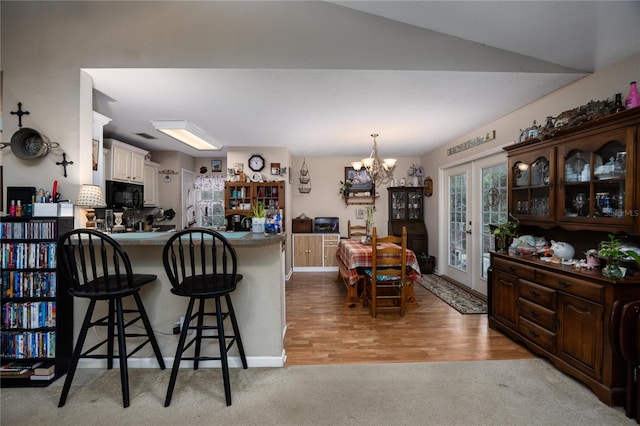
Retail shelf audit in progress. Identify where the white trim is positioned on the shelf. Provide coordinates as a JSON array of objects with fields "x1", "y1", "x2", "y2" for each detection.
[{"x1": 77, "y1": 352, "x2": 287, "y2": 369}]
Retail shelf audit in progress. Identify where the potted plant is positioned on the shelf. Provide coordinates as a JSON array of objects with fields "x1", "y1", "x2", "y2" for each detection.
[
  {"x1": 490, "y1": 214, "x2": 519, "y2": 252},
  {"x1": 243, "y1": 201, "x2": 266, "y2": 233},
  {"x1": 598, "y1": 234, "x2": 640, "y2": 279},
  {"x1": 339, "y1": 179, "x2": 353, "y2": 197}
]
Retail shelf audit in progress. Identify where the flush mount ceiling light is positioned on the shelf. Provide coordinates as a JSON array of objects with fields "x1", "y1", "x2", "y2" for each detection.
[{"x1": 151, "y1": 120, "x2": 221, "y2": 150}]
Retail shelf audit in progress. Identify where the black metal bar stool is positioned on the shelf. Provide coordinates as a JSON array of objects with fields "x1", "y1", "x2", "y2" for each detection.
[
  {"x1": 162, "y1": 228, "x2": 247, "y2": 407},
  {"x1": 57, "y1": 229, "x2": 165, "y2": 408}
]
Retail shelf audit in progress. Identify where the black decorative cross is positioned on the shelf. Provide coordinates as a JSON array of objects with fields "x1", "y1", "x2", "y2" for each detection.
[
  {"x1": 56, "y1": 152, "x2": 74, "y2": 178},
  {"x1": 10, "y1": 102, "x2": 30, "y2": 128}
]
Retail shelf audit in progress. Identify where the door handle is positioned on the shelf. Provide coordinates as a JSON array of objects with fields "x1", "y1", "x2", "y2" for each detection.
[{"x1": 466, "y1": 229, "x2": 472, "y2": 234}]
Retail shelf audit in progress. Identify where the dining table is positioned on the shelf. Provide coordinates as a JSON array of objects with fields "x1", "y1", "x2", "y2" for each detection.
[{"x1": 335, "y1": 238, "x2": 421, "y2": 307}]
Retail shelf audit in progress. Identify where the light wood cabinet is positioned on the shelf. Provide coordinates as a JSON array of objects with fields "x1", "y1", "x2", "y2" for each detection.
[
  {"x1": 143, "y1": 161, "x2": 159, "y2": 207},
  {"x1": 293, "y1": 233, "x2": 340, "y2": 271},
  {"x1": 323, "y1": 234, "x2": 339, "y2": 268},
  {"x1": 105, "y1": 139, "x2": 148, "y2": 183}
]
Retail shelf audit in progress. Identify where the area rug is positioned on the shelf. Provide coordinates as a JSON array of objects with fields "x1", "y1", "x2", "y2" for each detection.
[{"x1": 419, "y1": 274, "x2": 488, "y2": 314}]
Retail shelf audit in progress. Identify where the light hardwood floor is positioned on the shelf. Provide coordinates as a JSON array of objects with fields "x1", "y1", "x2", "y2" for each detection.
[{"x1": 284, "y1": 272, "x2": 536, "y2": 365}]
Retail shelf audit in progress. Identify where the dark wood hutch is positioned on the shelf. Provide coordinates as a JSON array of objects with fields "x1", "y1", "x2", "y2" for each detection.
[
  {"x1": 387, "y1": 186, "x2": 429, "y2": 271},
  {"x1": 489, "y1": 107, "x2": 640, "y2": 407}
]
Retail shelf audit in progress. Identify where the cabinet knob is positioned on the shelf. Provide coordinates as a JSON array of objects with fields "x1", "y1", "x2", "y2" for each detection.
[
  {"x1": 529, "y1": 290, "x2": 540, "y2": 298},
  {"x1": 529, "y1": 309, "x2": 540, "y2": 317},
  {"x1": 558, "y1": 280, "x2": 571, "y2": 288}
]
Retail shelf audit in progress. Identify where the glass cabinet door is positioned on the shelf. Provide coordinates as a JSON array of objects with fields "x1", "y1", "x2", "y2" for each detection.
[
  {"x1": 407, "y1": 190, "x2": 423, "y2": 219},
  {"x1": 391, "y1": 190, "x2": 407, "y2": 220},
  {"x1": 508, "y1": 147, "x2": 555, "y2": 223},
  {"x1": 557, "y1": 126, "x2": 635, "y2": 230}
]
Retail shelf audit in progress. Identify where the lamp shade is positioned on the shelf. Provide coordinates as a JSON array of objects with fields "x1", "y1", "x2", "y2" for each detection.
[{"x1": 75, "y1": 184, "x2": 106, "y2": 207}]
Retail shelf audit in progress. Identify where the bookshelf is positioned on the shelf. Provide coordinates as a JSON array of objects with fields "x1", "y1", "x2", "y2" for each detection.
[{"x1": 1, "y1": 216, "x2": 74, "y2": 387}]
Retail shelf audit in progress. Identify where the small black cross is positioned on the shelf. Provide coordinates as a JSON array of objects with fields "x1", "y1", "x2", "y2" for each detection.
[
  {"x1": 56, "y1": 152, "x2": 74, "y2": 178},
  {"x1": 10, "y1": 102, "x2": 30, "y2": 128}
]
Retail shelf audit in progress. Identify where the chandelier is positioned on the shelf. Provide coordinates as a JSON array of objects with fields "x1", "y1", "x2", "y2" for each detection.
[{"x1": 351, "y1": 133, "x2": 397, "y2": 185}]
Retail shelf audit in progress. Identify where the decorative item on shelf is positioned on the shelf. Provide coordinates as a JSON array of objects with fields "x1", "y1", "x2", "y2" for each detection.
[
  {"x1": 490, "y1": 214, "x2": 519, "y2": 252},
  {"x1": 613, "y1": 93, "x2": 625, "y2": 113},
  {"x1": 518, "y1": 120, "x2": 539, "y2": 143},
  {"x1": 585, "y1": 249, "x2": 601, "y2": 267},
  {"x1": 339, "y1": 178, "x2": 353, "y2": 197},
  {"x1": 407, "y1": 164, "x2": 424, "y2": 187},
  {"x1": 625, "y1": 81, "x2": 640, "y2": 109},
  {"x1": 299, "y1": 158, "x2": 311, "y2": 193},
  {"x1": 424, "y1": 176, "x2": 433, "y2": 197},
  {"x1": 598, "y1": 234, "x2": 640, "y2": 279},
  {"x1": 75, "y1": 184, "x2": 106, "y2": 228},
  {"x1": 351, "y1": 133, "x2": 396, "y2": 186},
  {"x1": 159, "y1": 169, "x2": 178, "y2": 183}
]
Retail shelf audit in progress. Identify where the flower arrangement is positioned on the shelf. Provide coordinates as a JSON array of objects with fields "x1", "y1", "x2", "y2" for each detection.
[
  {"x1": 598, "y1": 234, "x2": 640, "y2": 279},
  {"x1": 408, "y1": 164, "x2": 424, "y2": 178},
  {"x1": 339, "y1": 179, "x2": 353, "y2": 196}
]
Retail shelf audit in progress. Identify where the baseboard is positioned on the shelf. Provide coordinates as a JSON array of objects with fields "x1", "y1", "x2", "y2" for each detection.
[
  {"x1": 438, "y1": 274, "x2": 488, "y2": 302},
  {"x1": 77, "y1": 352, "x2": 287, "y2": 369}
]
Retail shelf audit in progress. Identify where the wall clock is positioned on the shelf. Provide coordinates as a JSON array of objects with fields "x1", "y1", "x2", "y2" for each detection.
[{"x1": 248, "y1": 154, "x2": 265, "y2": 172}]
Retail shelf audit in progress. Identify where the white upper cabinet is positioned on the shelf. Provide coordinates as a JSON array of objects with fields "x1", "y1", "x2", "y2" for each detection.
[{"x1": 105, "y1": 139, "x2": 148, "y2": 183}]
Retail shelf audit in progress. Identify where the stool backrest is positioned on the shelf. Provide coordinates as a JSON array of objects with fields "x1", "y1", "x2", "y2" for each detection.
[
  {"x1": 57, "y1": 229, "x2": 135, "y2": 296},
  {"x1": 162, "y1": 229, "x2": 239, "y2": 295}
]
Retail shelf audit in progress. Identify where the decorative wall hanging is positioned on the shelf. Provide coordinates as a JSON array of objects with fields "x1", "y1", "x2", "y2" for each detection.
[
  {"x1": 424, "y1": 176, "x2": 433, "y2": 197},
  {"x1": 56, "y1": 152, "x2": 74, "y2": 177},
  {"x1": 299, "y1": 158, "x2": 311, "y2": 193},
  {"x1": 447, "y1": 130, "x2": 496, "y2": 156},
  {"x1": 8, "y1": 127, "x2": 59, "y2": 159},
  {"x1": 10, "y1": 102, "x2": 30, "y2": 128}
]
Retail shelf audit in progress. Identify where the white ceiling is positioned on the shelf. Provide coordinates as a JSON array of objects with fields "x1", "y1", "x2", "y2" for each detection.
[{"x1": 88, "y1": 1, "x2": 640, "y2": 158}]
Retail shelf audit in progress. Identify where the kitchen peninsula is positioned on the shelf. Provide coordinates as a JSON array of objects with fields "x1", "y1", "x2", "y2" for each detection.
[{"x1": 78, "y1": 231, "x2": 287, "y2": 368}]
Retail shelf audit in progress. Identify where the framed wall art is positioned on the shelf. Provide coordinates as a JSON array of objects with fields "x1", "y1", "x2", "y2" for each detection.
[
  {"x1": 211, "y1": 159, "x2": 222, "y2": 173},
  {"x1": 344, "y1": 166, "x2": 373, "y2": 193}
]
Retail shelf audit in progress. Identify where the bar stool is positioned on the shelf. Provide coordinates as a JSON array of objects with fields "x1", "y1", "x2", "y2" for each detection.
[
  {"x1": 56, "y1": 229, "x2": 165, "y2": 408},
  {"x1": 162, "y1": 229, "x2": 247, "y2": 407}
]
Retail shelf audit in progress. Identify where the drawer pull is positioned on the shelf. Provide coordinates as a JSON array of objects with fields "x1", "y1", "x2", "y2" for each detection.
[
  {"x1": 508, "y1": 266, "x2": 517, "y2": 271},
  {"x1": 558, "y1": 280, "x2": 571, "y2": 288},
  {"x1": 528, "y1": 290, "x2": 540, "y2": 298},
  {"x1": 529, "y1": 309, "x2": 539, "y2": 317},
  {"x1": 529, "y1": 329, "x2": 540, "y2": 338}
]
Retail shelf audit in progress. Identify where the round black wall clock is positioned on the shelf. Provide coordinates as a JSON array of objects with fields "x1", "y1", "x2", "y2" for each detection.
[{"x1": 248, "y1": 154, "x2": 265, "y2": 172}]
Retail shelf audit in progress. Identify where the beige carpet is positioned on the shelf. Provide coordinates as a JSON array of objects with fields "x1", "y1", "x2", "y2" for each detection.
[{"x1": 0, "y1": 359, "x2": 632, "y2": 425}]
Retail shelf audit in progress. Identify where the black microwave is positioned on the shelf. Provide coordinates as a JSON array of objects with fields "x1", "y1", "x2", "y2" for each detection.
[{"x1": 105, "y1": 180, "x2": 144, "y2": 210}]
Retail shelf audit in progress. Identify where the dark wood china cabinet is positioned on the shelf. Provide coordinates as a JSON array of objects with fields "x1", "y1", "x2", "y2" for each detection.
[{"x1": 490, "y1": 108, "x2": 640, "y2": 407}]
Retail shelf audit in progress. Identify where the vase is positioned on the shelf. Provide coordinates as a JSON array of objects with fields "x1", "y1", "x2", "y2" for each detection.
[
  {"x1": 412, "y1": 176, "x2": 420, "y2": 187},
  {"x1": 603, "y1": 258, "x2": 624, "y2": 279},
  {"x1": 251, "y1": 217, "x2": 266, "y2": 233}
]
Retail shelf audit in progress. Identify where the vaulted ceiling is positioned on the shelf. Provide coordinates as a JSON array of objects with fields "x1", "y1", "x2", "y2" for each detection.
[{"x1": 88, "y1": 1, "x2": 640, "y2": 158}]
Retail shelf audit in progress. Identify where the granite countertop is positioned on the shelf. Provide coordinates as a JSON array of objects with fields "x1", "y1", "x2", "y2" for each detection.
[{"x1": 107, "y1": 230, "x2": 285, "y2": 247}]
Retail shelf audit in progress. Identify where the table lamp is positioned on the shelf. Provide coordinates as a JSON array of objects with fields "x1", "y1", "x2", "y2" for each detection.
[{"x1": 75, "y1": 184, "x2": 106, "y2": 228}]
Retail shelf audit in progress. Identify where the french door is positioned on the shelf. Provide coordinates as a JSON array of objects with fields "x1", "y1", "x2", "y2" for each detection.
[{"x1": 444, "y1": 155, "x2": 507, "y2": 295}]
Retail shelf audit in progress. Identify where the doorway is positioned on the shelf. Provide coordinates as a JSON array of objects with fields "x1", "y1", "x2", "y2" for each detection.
[{"x1": 443, "y1": 154, "x2": 507, "y2": 295}]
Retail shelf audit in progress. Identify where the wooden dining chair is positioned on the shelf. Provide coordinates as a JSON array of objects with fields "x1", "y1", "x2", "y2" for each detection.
[
  {"x1": 362, "y1": 226, "x2": 407, "y2": 318},
  {"x1": 348, "y1": 220, "x2": 367, "y2": 239}
]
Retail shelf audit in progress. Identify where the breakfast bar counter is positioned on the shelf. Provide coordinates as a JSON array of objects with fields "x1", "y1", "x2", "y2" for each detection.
[{"x1": 73, "y1": 230, "x2": 287, "y2": 369}]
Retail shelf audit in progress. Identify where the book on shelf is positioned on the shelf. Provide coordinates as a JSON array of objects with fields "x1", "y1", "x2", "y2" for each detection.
[
  {"x1": 33, "y1": 362, "x2": 55, "y2": 376},
  {"x1": 1, "y1": 369, "x2": 34, "y2": 379},
  {"x1": 30, "y1": 371, "x2": 55, "y2": 381},
  {"x1": 1, "y1": 360, "x2": 43, "y2": 371}
]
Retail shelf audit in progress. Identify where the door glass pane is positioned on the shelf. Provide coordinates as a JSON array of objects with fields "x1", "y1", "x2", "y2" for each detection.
[
  {"x1": 481, "y1": 163, "x2": 508, "y2": 279},
  {"x1": 449, "y1": 173, "x2": 467, "y2": 271}
]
